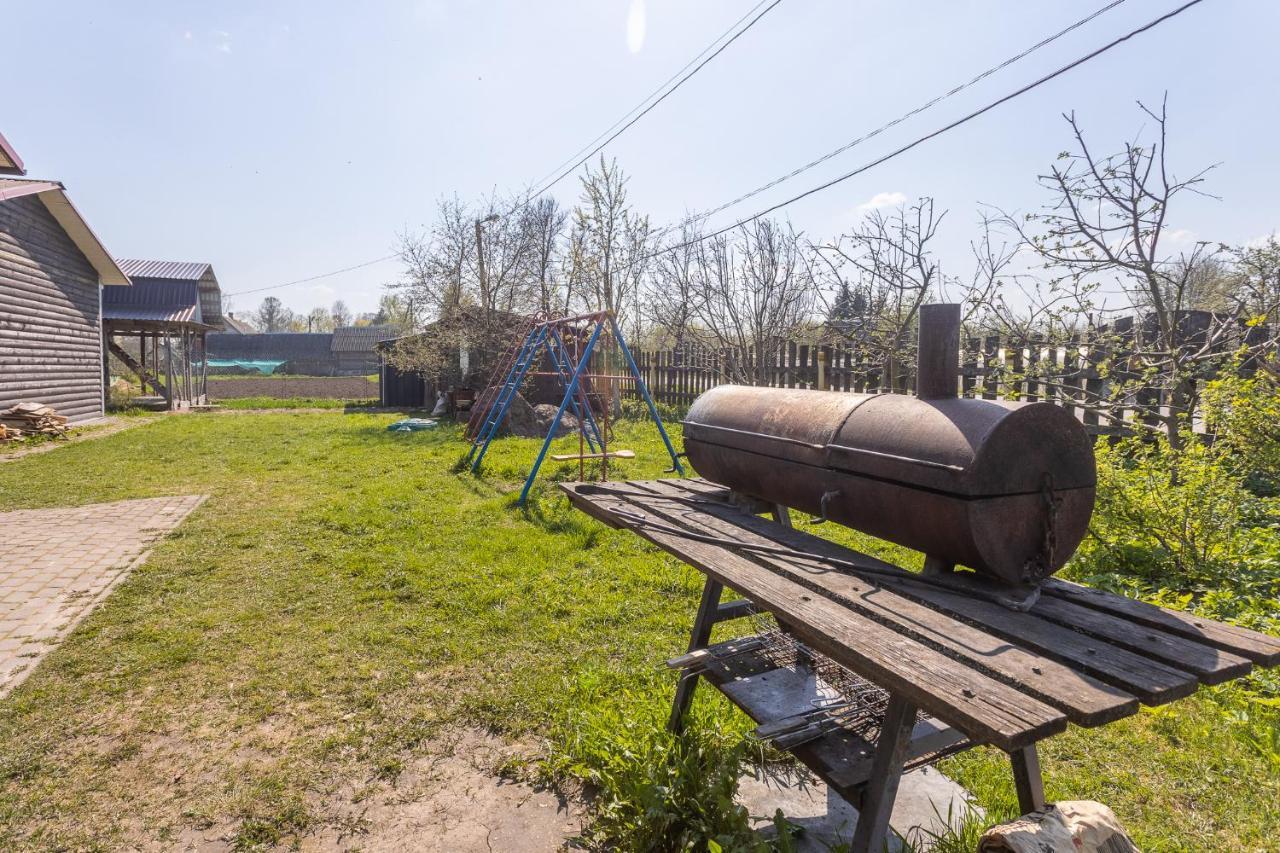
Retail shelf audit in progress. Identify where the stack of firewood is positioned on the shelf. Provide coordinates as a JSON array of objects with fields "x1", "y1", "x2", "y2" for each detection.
[{"x1": 0, "y1": 402, "x2": 69, "y2": 439}]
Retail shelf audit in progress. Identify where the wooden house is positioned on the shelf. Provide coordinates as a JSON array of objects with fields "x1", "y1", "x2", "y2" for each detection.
[{"x1": 0, "y1": 141, "x2": 131, "y2": 422}]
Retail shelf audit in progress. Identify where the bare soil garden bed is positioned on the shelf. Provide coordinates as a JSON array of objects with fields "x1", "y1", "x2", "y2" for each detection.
[{"x1": 207, "y1": 375, "x2": 377, "y2": 400}]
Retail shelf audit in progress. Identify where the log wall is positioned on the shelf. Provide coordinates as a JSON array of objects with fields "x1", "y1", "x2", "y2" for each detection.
[{"x1": 0, "y1": 194, "x2": 105, "y2": 422}]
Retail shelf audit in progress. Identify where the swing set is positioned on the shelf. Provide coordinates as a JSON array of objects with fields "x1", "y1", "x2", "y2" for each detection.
[{"x1": 464, "y1": 310, "x2": 683, "y2": 504}]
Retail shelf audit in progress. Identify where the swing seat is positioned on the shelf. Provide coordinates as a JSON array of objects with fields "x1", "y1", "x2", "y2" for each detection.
[{"x1": 550, "y1": 449, "x2": 636, "y2": 462}]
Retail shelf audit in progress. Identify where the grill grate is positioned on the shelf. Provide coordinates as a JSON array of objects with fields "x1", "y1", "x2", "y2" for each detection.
[{"x1": 743, "y1": 623, "x2": 969, "y2": 771}]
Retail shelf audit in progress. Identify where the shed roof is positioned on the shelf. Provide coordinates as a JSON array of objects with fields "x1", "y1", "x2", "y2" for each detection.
[
  {"x1": 115, "y1": 259, "x2": 223, "y2": 329},
  {"x1": 0, "y1": 178, "x2": 129, "y2": 285},
  {"x1": 117, "y1": 259, "x2": 212, "y2": 280},
  {"x1": 331, "y1": 325, "x2": 398, "y2": 353},
  {"x1": 0, "y1": 132, "x2": 24, "y2": 176},
  {"x1": 102, "y1": 279, "x2": 205, "y2": 327}
]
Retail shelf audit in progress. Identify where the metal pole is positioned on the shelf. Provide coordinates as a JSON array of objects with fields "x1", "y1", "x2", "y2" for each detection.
[
  {"x1": 608, "y1": 314, "x2": 683, "y2": 474},
  {"x1": 917, "y1": 303, "x2": 961, "y2": 399},
  {"x1": 164, "y1": 333, "x2": 174, "y2": 410}
]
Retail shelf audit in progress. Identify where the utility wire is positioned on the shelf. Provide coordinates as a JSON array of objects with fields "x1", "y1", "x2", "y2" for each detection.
[
  {"x1": 642, "y1": 0, "x2": 1209, "y2": 263},
  {"x1": 227, "y1": 2, "x2": 785, "y2": 300},
  {"x1": 518, "y1": 0, "x2": 785, "y2": 208},
  {"x1": 525, "y1": 0, "x2": 780, "y2": 195},
  {"x1": 653, "y1": 0, "x2": 1128, "y2": 240},
  {"x1": 225, "y1": 254, "x2": 398, "y2": 297}
]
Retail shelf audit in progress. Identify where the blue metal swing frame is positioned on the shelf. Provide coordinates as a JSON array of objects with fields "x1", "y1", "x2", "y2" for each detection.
[{"x1": 466, "y1": 311, "x2": 683, "y2": 504}]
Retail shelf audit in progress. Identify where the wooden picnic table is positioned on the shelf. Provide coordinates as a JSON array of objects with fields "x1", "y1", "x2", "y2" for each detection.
[{"x1": 560, "y1": 477, "x2": 1280, "y2": 852}]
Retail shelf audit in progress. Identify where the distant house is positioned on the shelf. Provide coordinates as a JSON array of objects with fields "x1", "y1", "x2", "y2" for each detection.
[
  {"x1": 0, "y1": 140, "x2": 131, "y2": 421},
  {"x1": 102, "y1": 260, "x2": 225, "y2": 409},
  {"x1": 331, "y1": 325, "x2": 396, "y2": 374},
  {"x1": 222, "y1": 312, "x2": 256, "y2": 334}
]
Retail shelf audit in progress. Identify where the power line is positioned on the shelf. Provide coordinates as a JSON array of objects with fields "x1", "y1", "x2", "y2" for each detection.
[
  {"x1": 644, "y1": 0, "x2": 1209, "y2": 263},
  {"x1": 525, "y1": 0, "x2": 780, "y2": 195},
  {"x1": 655, "y1": 0, "x2": 1129, "y2": 240},
  {"x1": 518, "y1": 0, "x2": 786, "y2": 207},
  {"x1": 227, "y1": 3, "x2": 786, "y2": 301},
  {"x1": 226, "y1": 254, "x2": 398, "y2": 297}
]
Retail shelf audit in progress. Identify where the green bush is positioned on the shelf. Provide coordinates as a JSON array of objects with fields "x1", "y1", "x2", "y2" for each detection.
[{"x1": 1066, "y1": 372, "x2": 1280, "y2": 745}]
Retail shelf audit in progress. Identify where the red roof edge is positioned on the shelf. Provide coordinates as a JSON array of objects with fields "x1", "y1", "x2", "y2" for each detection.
[{"x1": 0, "y1": 131, "x2": 26, "y2": 176}]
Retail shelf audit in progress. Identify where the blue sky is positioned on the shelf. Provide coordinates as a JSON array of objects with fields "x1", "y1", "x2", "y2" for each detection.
[{"x1": 6, "y1": 1, "x2": 1276, "y2": 316}]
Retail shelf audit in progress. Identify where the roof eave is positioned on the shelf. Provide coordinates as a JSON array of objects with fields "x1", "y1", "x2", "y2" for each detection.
[
  {"x1": 35, "y1": 188, "x2": 131, "y2": 286},
  {"x1": 0, "y1": 132, "x2": 25, "y2": 176}
]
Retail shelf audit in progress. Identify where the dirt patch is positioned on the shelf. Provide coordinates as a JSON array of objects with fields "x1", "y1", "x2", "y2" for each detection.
[
  {"x1": 169, "y1": 729, "x2": 586, "y2": 852},
  {"x1": 208, "y1": 376, "x2": 377, "y2": 400}
]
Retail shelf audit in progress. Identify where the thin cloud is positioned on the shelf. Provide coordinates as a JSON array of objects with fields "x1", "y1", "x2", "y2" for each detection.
[
  {"x1": 857, "y1": 191, "x2": 907, "y2": 212},
  {"x1": 214, "y1": 30, "x2": 232, "y2": 53}
]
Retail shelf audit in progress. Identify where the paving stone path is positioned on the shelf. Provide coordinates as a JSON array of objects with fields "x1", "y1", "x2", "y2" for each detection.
[{"x1": 0, "y1": 495, "x2": 206, "y2": 697}]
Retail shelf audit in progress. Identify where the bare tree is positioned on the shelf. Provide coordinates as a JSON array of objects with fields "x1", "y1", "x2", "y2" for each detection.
[
  {"x1": 521, "y1": 196, "x2": 568, "y2": 315},
  {"x1": 330, "y1": 300, "x2": 352, "y2": 328},
  {"x1": 255, "y1": 296, "x2": 293, "y2": 333},
  {"x1": 306, "y1": 306, "x2": 333, "y2": 332},
  {"x1": 644, "y1": 221, "x2": 704, "y2": 351},
  {"x1": 392, "y1": 195, "x2": 475, "y2": 320},
  {"x1": 691, "y1": 219, "x2": 816, "y2": 384},
  {"x1": 811, "y1": 198, "x2": 946, "y2": 389},
  {"x1": 472, "y1": 192, "x2": 538, "y2": 317},
  {"x1": 572, "y1": 157, "x2": 650, "y2": 326},
  {"x1": 988, "y1": 98, "x2": 1279, "y2": 444}
]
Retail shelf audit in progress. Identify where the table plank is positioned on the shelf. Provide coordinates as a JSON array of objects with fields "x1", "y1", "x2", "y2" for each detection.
[
  {"x1": 627, "y1": 479, "x2": 1137, "y2": 727},
  {"x1": 561, "y1": 483, "x2": 1067, "y2": 750},
  {"x1": 1041, "y1": 578, "x2": 1280, "y2": 667},
  {"x1": 631, "y1": 479, "x2": 1202, "y2": 705},
  {"x1": 664, "y1": 479, "x2": 1253, "y2": 685}
]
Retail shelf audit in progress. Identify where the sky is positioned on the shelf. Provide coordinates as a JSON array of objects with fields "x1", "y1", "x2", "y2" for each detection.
[{"x1": 5, "y1": 0, "x2": 1277, "y2": 318}]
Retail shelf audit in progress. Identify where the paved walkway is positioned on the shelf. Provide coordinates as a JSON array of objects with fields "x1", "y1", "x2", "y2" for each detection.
[{"x1": 0, "y1": 495, "x2": 206, "y2": 697}]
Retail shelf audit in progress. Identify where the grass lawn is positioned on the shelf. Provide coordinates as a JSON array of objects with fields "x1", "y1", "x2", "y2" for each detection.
[{"x1": 0, "y1": 412, "x2": 1275, "y2": 850}]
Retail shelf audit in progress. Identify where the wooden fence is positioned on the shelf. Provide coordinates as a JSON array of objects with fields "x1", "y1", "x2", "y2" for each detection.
[{"x1": 628, "y1": 314, "x2": 1273, "y2": 434}]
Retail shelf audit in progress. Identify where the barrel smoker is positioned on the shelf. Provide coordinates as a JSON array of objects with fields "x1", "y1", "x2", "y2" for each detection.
[{"x1": 682, "y1": 304, "x2": 1097, "y2": 589}]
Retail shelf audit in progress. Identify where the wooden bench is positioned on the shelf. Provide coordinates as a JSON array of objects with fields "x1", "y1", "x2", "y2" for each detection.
[{"x1": 561, "y1": 478, "x2": 1280, "y2": 852}]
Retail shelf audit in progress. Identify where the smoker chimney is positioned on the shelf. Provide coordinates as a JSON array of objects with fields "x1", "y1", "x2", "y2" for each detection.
[{"x1": 916, "y1": 303, "x2": 960, "y2": 399}]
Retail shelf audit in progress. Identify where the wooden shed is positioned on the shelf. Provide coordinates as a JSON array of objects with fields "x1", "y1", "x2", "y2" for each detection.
[
  {"x1": 102, "y1": 260, "x2": 225, "y2": 410},
  {"x1": 0, "y1": 171, "x2": 131, "y2": 422},
  {"x1": 332, "y1": 325, "x2": 397, "y2": 375}
]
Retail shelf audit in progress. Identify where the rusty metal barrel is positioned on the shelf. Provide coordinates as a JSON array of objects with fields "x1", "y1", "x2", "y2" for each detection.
[{"x1": 682, "y1": 305, "x2": 1096, "y2": 586}]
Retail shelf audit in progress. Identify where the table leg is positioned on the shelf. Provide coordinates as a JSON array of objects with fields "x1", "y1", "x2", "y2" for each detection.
[
  {"x1": 1010, "y1": 744, "x2": 1046, "y2": 814},
  {"x1": 850, "y1": 692, "x2": 917, "y2": 853},
  {"x1": 667, "y1": 577, "x2": 724, "y2": 734}
]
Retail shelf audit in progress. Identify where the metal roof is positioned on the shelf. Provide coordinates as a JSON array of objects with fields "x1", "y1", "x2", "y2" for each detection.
[
  {"x1": 115, "y1": 259, "x2": 223, "y2": 329},
  {"x1": 0, "y1": 132, "x2": 24, "y2": 176},
  {"x1": 117, "y1": 259, "x2": 213, "y2": 280},
  {"x1": 102, "y1": 279, "x2": 203, "y2": 326},
  {"x1": 0, "y1": 178, "x2": 130, "y2": 285},
  {"x1": 331, "y1": 325, "x2": 399, "y2": 353}
]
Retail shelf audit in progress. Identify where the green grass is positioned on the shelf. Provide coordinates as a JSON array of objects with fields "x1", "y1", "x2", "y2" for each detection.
[{"x1": 0, "y1": 413, "x2": 1274, "y2": 850}]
